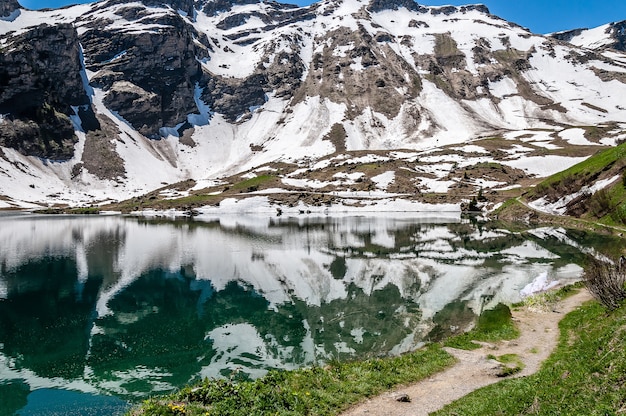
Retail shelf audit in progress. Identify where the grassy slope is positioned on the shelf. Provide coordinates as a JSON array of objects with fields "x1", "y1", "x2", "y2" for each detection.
[
  {"x1": 434, "y1": 299, "x2": 626, "y2": 415},
  {"x1": 130, "y1": 345, "x2": 455, "y2": 416},
  {"x1": 527, "y1": 141, "x2": 626, "y2": 227},
  {"x1": 529, "y1": 141, "x2": 626, "y2": 198},
  {"x1": 493, "y1": 141, "x2": 626, "y2": 234}
]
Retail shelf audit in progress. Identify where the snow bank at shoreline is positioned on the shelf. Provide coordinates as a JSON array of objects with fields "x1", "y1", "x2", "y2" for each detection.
[{"x1": 122, "y1": 195, "x2": 463, "y2": 220}]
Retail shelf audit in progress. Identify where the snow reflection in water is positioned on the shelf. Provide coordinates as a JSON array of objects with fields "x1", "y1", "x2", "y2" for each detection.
[{"x1": 0, "y1": 213, "x2": 614, "y2": 413}]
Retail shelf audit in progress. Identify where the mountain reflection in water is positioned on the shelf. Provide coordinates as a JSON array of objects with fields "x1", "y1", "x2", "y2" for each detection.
[{"x1": 0, "y1": 213, "x2": 615, "y2": 411}]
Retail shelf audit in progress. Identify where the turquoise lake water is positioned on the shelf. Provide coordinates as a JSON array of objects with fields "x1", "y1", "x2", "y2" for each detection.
[{"x1": 0, "y1": 213, "x2": 619, "y2": 415}]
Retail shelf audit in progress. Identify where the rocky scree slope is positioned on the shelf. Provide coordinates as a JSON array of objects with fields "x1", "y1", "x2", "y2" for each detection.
[{"x1": 0, "y1": 0, "x2": 625, "y2": 209}]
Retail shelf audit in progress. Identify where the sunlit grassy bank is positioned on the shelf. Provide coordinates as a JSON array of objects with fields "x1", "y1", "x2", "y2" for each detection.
[
  {"x1": 128, "y1": 344, "x2": 455, "y2": 415},
  {"x1": 434, "y1": 298, "x2": 626, "y2": 415},
  {"x1": 129, "y1": 283, "x2": 626, "y2": 416}
]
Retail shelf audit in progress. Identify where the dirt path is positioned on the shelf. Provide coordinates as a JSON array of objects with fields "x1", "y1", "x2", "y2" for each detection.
[{"x1": 342, "y1": 289, "x2": 593, "y2": 416}]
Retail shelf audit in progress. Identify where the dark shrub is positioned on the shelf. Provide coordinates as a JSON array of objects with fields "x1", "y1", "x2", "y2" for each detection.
[{"x1": 584, "y1": 257, "x2": 626, "y2": 310}]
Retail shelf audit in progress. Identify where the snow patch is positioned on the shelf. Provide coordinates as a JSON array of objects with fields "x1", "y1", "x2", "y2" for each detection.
[
  {"x1": 371, "y1": 171, "x2": 395, "y2": 190},
  {"x1": 501, "y1": 155, "x2": 587, "y2": 177},
  {"x1": 530, "y1": 174, "x2": 621, "y2": 215},
  {"x1": 559, "y1": 128, "x2": 600, "y2": 146},
  {"x1": 520, "y1": 272, "x2": 559, "y2": 298}
]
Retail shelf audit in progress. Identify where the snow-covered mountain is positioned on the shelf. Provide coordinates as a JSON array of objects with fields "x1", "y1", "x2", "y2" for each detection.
[
  {"x1": 551, "y1": 20, "x2": 625, "y2": 52},
  {"x1": 0, "y1": 0, "x2": 625, "y2": 209}
]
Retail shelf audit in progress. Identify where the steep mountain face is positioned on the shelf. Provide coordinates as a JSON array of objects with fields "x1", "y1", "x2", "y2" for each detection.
[
  {"x1": 552, "y1": 20, "x2": 626, "y2": 52},
  {"x1": 1, "y1": 0, "x2": 626, "y2": 208},
  {"x1": 0, "y1": 22, "x2": 89, "y2": 159},
  {"x1": 78, "y1": 0, "x2": 205, "y2": 137}
]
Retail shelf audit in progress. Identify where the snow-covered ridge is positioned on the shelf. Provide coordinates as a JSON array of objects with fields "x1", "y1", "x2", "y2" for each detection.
[
  {"x1": 552, "y1": 20, "x2": 626, "y2": 52},
  {"x1": 0, "y1": 0, "x2": 625, "y2": 208}
]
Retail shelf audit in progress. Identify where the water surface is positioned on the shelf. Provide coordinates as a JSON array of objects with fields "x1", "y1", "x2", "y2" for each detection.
[{"x1": 0, "y1": 213, "x2": 616, "y2": 414}]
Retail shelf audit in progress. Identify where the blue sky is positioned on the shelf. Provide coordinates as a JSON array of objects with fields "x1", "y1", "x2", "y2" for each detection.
[{"x1": 17, "y1": 0, "x2": 626, "y2": 34}]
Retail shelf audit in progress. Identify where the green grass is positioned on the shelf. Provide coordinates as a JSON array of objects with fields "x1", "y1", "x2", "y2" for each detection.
[
  {"x1": 502, "y1": 138, "x2": 626, "y2": 229},
  {"x1": 444, "y1": 303, "x2": 520, "y2": 350},
  {"x1": 492, "y1": 197, "x2": 522, "y2": 214},
  {"x1": 486, "y1": 353, "x2": 525, "y2": 377},
  {"x1": 129, "y1": 345, "x2": 455, "y2": 416},
  {"x1": 231, "y1": 175, "x2": 276, "y2": 192},
  {"x1": 596, "y1": 181, "x2": 626, "y2": 226},
  {"x1": 516, "y1": 283, "x2": 582, "y2": 311},
  {"x1": 529, "y1": 141, "x2": 626, "y2": 200},
  {"x1": 434, "y1": 299, "x2": 626, "y2": 415}
]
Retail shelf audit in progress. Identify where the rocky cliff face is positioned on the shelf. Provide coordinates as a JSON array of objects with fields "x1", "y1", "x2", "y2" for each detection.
[
  {"x1": 79, "y1": 2, "x2": 205, "y2": 137},
  {"x1": 0, "y1": 23, "x2": 89, "y2": 159},
  {"x1": 608, "y1": 21, "x2": 626, "y2": 51},
  {"x1": 0, "y1": 0, "x2": 20, "y2": 18}
]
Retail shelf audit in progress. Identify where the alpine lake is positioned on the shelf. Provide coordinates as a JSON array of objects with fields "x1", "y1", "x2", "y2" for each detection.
[{"x1": 0, "y1": 212, "x2": 622, "y2": 415}]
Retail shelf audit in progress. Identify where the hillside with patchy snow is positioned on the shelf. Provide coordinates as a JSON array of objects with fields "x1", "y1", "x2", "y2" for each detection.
[{"x1": 0, "y1": 0, "x2": 625, "y2": 210}]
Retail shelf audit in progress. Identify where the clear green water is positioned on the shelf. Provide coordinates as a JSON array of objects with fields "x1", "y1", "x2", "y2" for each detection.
[{"x1": 0, "y1": 213, "x2": 620, "y2": 415}]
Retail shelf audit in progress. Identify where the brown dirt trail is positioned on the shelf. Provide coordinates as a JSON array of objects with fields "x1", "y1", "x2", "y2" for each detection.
[{"x1": 342, "y1": 289, "x2": 593, "y2": 416}]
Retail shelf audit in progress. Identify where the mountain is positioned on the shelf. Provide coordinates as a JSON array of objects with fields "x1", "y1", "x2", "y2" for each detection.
[
  {"x1": 551, "y1": 20, "x2": 626, "y2": 52},
  {"x1": 0, "y1": 0, "x2": 625, "y2": 210}
]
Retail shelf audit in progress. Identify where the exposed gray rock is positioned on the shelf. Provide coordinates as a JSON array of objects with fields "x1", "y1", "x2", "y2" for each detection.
[
  {"x1": 199, "y1": 0, "x2": 259, "y2": 17},
  {"x1": 0, "y1": 23, "x2": 88, "y2": 159},
  {"x1": 103, "y1": 81, "x2": 161, "y2": 136},
  {"x1": 101, "y1": 0, "x2": 195, "y2": 17},
  {"x1": 429, "y1": 5, "x2": 489, "y2": 16},
  {"x1": 607, "y1": 20, "x2": 626, "y2": 51},
  {"x1": 551, "y1": 28, "x2": 587, "y2": 43},
  {"x1": 430, "y1": 5, "x2": 457, "y2": 16},
  {"x1": 367, "y1": 0, "x2": 425, "y2": 13},
  {"x1": 0, "y1": 24, "x2": 88, "y2": 114},
  {"x1": 459, "y1": 5, "x2": 490, "y2": 15},
  {"x1": 295, "y1": 24, "x2": 422, "y2": 120},
  {"x1": 408, "y1": 19, "x2": 429, "y2": 28},
  {"x1": 202, "y1": 74, "x2": 267, "y2": 122},
  {"x1": 0, "y1": 0, "x2": 19, "y2": 18},
  {"x1": 264, "y1": 50, "x2": 306, "y2": 97},
  {"x1": 216, "y1": 12, "x2": 254, "y2": 30},
  {"x1": 0, "y1": 109, "x2": 77, "y2": 160},
  {"x1": 80, "y1": 114, "x2": 127, "y2": 181},
  {"x1": 80, "y1": 11, "x2": 203, "y2": 137}
]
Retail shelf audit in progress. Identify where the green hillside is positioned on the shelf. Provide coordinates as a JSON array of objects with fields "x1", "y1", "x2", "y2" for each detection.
[{"x1": 526, "y1": 141, "x2": 626, "y2": 226}]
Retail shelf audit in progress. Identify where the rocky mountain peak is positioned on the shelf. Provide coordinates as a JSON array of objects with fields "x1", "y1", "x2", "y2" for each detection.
[
  {"x1": 0, "y1": 0, "x2": 626, "y2": 208},
  {"x1": 608, "y1": 20, "x2": 626, "y2": 51},
  {"x1": 197, "y1": 0, "x2": 261, "y2": 17},
  {"x1": 367, "y1": 0, "x2": 424, "y2": 13},
  {"x1": 550, "y1": 19, "x2": 626, "y2": 52},
  {"x1": 0, "y1": 0, "x2": 20, "y2": 18},
  {"x1": 100, "y1": 0, "x2": 196, "y2": 16}
]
